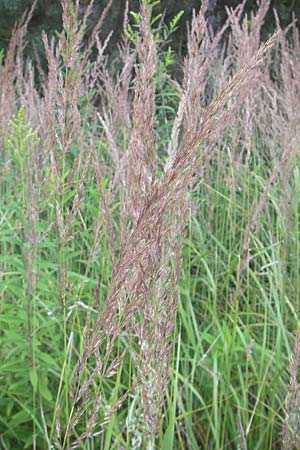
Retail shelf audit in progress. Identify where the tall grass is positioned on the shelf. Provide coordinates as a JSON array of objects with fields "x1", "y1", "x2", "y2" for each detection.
[{"x1": 0, "y1": 0, "x2": 299, "y2": 449}]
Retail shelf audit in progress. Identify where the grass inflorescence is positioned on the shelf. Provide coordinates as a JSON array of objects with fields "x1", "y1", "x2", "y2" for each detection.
[{"x1": 0, "y1": 0, "x2": 300, "y2": 449}]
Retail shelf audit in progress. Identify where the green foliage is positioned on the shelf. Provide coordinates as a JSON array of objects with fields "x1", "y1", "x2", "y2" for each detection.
[
  {"x1": 175, "y1": 152, "x2": 299, "y2": 448},
  {"x1": 0, "y1": 0, "x2": 24, "y2": 15},
  {"x1": 6, "y1": 106, "x2": 37, "y2": 167},
  {"x1": 1, "y1": 82, "x2": 298, "y2": 450},
  {"x1": 0, "y1": 48, "x2": 5, "y2": 64},
  {"x1": 127, "y1": 0, "x2": 183, "y2": 48},
  {"x1": 1, "y1": 1, "x2": 300, "y2": 449}
]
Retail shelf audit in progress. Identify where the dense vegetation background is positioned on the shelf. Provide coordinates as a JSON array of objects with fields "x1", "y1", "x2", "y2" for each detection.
[{"x1": 0, "y1": 0, "x2": 300, "y2": 62}]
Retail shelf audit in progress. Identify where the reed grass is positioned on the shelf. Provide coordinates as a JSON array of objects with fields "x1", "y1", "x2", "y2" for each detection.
[{"x1": 0, "y1": 0, "x2": 300, "y2": 449}]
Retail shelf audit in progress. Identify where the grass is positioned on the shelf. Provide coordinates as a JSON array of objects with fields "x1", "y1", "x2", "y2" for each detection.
[
  {"x1": 0, "y1": 0, "x2": 300, "y2": 449},
  {"x1": 176, "y1": 157, "x2": 298, "y2": 449}
]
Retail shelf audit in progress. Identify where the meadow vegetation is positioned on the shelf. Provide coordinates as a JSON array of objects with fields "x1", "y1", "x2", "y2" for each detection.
[{"x1": 0, "y1": 0, "x2": 300, "y2": 449}]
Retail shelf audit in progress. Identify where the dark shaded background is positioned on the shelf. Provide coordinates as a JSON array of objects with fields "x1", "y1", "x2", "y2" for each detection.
[{"x1": 0, "y1": 1, "x2": 299, "y2": 63}]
